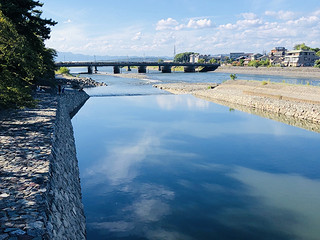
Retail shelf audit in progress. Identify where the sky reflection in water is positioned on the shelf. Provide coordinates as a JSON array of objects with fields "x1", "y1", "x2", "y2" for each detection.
[{"x1": 72, "y1": 94, "x2": 320, "y2": 240}]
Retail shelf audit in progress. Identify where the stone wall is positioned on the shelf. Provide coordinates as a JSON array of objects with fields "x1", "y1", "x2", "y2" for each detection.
[
  {"x1": 154, "y1": 81, "x2": 320, "y2": 128},
  {"x1": 0, "y1": 90, "x2": 89, "y2": 240},
  {"x1": 45, "y1": 91, "x2": 89, "y2": 239}
]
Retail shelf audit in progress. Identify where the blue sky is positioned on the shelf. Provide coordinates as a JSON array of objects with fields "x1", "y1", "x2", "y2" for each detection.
[{"x1": 42, "y1": 0, "x2": 320, "y2": 56}]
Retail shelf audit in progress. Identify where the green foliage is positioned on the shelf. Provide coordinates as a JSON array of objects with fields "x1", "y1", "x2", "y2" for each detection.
[
  {"x1": 158, "y1": 59, "x2": 164, "y2": 63},
  {"x1": 261, "y1": 80, "x2": 268, "y2": 85},
  {"x1": 0, "y1": 1, "x2": 57, "y2": 109},
  {"x1": 248, "y1": 60, "x2": 260, "y2": 68},
  {"x1": 56, "y1": 67, "x2": 70, "y2": 75},
  {"x1": 209, "y1": 58, "x2": 217, "y2": 64},
  {"x1": 0, "y1": 11, "x2": 35, "y2": 109},
  {"x1": 174, "y1": 52, "x2": 195, "y2": 63},
  {"x1": 294, "y1": 43, "x2": 311, "y2": 51},
  {"x1": 260, "y1": 59, "x2": 270, "y2": 67},
  {"x1": 198, "y1": 59, "x2": 205, "y2": 63},
  {"x1": 294, "y1": 43, "x2": 320, "y2": 54},
  {"x1": 230, "y1": 74, "x2": 237, "y2": 80},
  {"x1": 172, "y1": 66, "x2": 184, "y2": 71},
  {"x1": 225, "y1": 57, "x2": 232, "y2": 64},
  {"x1": 315, "y1": 60, "x2": 320, "y2": 68}
]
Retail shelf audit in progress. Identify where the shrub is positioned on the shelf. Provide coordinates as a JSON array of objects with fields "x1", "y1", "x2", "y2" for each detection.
[
  {"x1": 230, "y1": 74, "x2": 237, "y2": 80},
  {"x1": 56, "y1": 67, "x2": 70, "y2": 75}
]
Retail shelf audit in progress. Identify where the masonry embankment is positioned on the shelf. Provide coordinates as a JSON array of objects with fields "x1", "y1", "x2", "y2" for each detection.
[
  {"x1": 46, "y1": 91, "x2": 89, "y2": 239},
  {"x1": 215, "y1": 66, "x2": 320, "y2": 79},
  {"x1": 0, "y1": 90, "x2": 89, "y2": 240},
  {"x1": 154, "y1": 80, "x2": 320, "y2": 132}
]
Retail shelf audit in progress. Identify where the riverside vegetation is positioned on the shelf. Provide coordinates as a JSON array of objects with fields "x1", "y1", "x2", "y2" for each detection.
[{"x1": 0, "y1": 0, "x2": 56, "y2": 110}]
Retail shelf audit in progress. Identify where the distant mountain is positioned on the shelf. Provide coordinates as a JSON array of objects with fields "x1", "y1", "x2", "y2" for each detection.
[{"x1": 55, "y1": 52, "x2": 172, "y2": 62}]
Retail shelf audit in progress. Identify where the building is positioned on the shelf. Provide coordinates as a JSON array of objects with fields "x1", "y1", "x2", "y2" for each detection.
[
  {"x1": 251, "y1": 53, "x2": 263, "y2": 61},
  {"x1": 269, "y1": 56, "x2": 285, "y2": 66},
  {"x1": 270, "y1": 47, "x2": 287, "y2": 57},
  {"x1": 284, "y1": 50, "x2": 316, "y2": 67},
  {"x1": 189, "y1": 54, "x2": 198, "y2": 63},
  {"x1": 189, "y1": 54, "x2": 214, "y2": 63},
  {"x1": 230, "y1": 52, "x2": 245, "y2": 60}
]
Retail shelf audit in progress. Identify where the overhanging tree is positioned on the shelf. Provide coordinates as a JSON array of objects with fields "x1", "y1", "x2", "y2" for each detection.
[{"x1": 0, "y1": 0, "x2": 57, "y2": 109}]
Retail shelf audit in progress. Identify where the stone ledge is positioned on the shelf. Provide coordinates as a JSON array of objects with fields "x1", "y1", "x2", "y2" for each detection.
[{"x1": 0, "y1": 91, "x2": 89, "y2": 240}]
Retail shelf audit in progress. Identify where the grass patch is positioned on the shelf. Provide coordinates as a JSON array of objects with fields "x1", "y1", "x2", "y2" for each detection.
[{"x1": 55, "y1": 67, "x2": 72, "y2": 76}]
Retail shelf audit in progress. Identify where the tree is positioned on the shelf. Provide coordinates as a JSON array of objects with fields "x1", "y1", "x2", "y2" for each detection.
[
  {"x1": 174, "y1": 52, "x2": 195, "y2": 63},
  {"x1": 248, "y1": 60, "x2": 260, "y2": 68},
  {"x1": 209, "y1": 58, "x2": 217, "y2": 64},
  {"x1": 0, "y1": 1, "x2": 57, "y2": 109},
  {"x1": 294, "y1": 43, "x2": 311, "y2": 51},
  {"x1": 315, "y1": 60, "x2": 320, "y2": 68},
  {"x1": 0, "y1": 0, "x2": 56, "y2": 41},
  {"x1": 0, "y1": 11, "x2": 36, "y2": 108},
  {"x1": 198, "y1": 59, "x2": 205, "y2": 63},
  {"x1": 0, "y1": 0, "x2": 57, "y2": 81},
  {"x1": 293, "y1": 43, "x2": 320, "y2": 53}
]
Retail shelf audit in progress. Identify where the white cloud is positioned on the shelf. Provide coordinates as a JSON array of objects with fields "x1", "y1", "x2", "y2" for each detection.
[
  {"x1": 46, "y1": 10, "x2": 320, "y2": 56},
  {"x1": 265, "y1": 10, "x2": 295, "y2": 20},
  {"x1": 63, "y1": 19, "x2": 72, "y2": 24},
  {"x1": 287, "y1": 16, "x2": 320, "y2": 26},
  {"x1": 156, "y1": 18, "x2": 214, "y2": 31},
  {"x1": 186, "y1": 19, "x2": 213, "y2": 29},
  {"x1": 241, "y1": 12, "x2": 258, "y2": 20},
  {"x1": 132, "y1": 32, "x2": 142, "y2": 41},
  {"x1": 156, "y1": 18, "x2": 179, "y2": 31}
]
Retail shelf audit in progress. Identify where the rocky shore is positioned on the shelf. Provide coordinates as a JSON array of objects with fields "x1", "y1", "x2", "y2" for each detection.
[
  {"x1": 0, "y1": 87, "x2": 89, "y2": 239},
  {"x1": 55, "y1": 74, "x2": 107, "y2": 88},
  {"x1": 215, "y1": 66, "x2": 320, "y2": 79},
  {"x1": 154, "y1": 80, "x2": 320, "y2": 132}
]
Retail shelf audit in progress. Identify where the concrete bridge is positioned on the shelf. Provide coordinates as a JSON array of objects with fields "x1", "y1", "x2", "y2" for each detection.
[{"x1": 55, "y1": 61, "x2": 220, "y2": 74}]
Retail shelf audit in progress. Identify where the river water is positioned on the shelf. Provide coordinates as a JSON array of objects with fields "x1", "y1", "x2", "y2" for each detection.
[{"x1": 72, "y1": 68, "x2": 320, "y2": 240}]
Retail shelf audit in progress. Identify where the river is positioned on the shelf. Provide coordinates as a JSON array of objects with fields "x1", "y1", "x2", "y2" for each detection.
[{"x1": 72, "y1": 68, "x2": 320, "y2": 240}]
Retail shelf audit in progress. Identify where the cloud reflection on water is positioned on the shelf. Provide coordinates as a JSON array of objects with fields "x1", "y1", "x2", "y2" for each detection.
[
  {"x1": 229, "y1": 166, "x2": 320, "y2": 240},
  {"x1": 156, "y1": 94, "x2": 210, "y2": 110},
  {"x1": 89, "y1": 182, "x2": 178, "y2": 239},
  {"x1": 85, "y1": 133, "x2": 160, "y2": 186}
]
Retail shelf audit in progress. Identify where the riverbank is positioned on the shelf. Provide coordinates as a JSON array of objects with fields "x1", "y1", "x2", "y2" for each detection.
[
  {"x1": 154, "y1": 80, "x2": 320, "y2": 132},
  {"x1": 55, "y1": 74, "x2": 107, "y2": 88},
  {"x1": 215, "y1": 66, "x2": 320, "y2": 79},
  {"x1": 0, "y1": 75, "x2": 94, "y2": 239}
]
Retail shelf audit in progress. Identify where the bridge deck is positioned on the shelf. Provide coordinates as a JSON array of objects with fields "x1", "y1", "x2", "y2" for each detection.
[{"x1": 55, "y1": 61, "x2": 219, "y2": 68}]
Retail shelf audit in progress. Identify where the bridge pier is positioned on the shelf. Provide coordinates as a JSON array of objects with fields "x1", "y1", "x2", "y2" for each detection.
[
  {"x1": 127, "y1": 66, "x2": 131, "y2": 71},
  {"x1": 138, "y1": 66, "x2": 146, "y2": 73},
  {"x1": 88, "y1": 66, "x2": 93, "y2": 74},
  {"x1": 113, "y1": 66, "x2": 120, "y2": 74},
  {"x1": 94, "y1": 66, "x2": 98, "y2": 73},
  {"x1": 158, "y1": 66, "x2": 161, "y2": 71},
  {"x1": 161, "y1": 65, "x2": 171, "y2": 73},
  {"x1": 184, "y1": 66, "x2": 195, "y2": 72}
]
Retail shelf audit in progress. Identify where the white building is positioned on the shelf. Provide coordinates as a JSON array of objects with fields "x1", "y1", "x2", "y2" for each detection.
[{"x1": 284, "y1": 50, "x2": 316, "y2": 67}]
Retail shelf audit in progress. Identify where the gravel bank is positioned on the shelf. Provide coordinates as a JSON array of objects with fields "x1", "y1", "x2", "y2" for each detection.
[
  {"x1": 55, "y1": 74, "x2": 107, "y2": 88},
  {"x1": 154, "y1": 80, "x2": 320, "y2": 132},
  {"x1": 215, "y1": 66, "x2": 320, "y2": 79}
]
